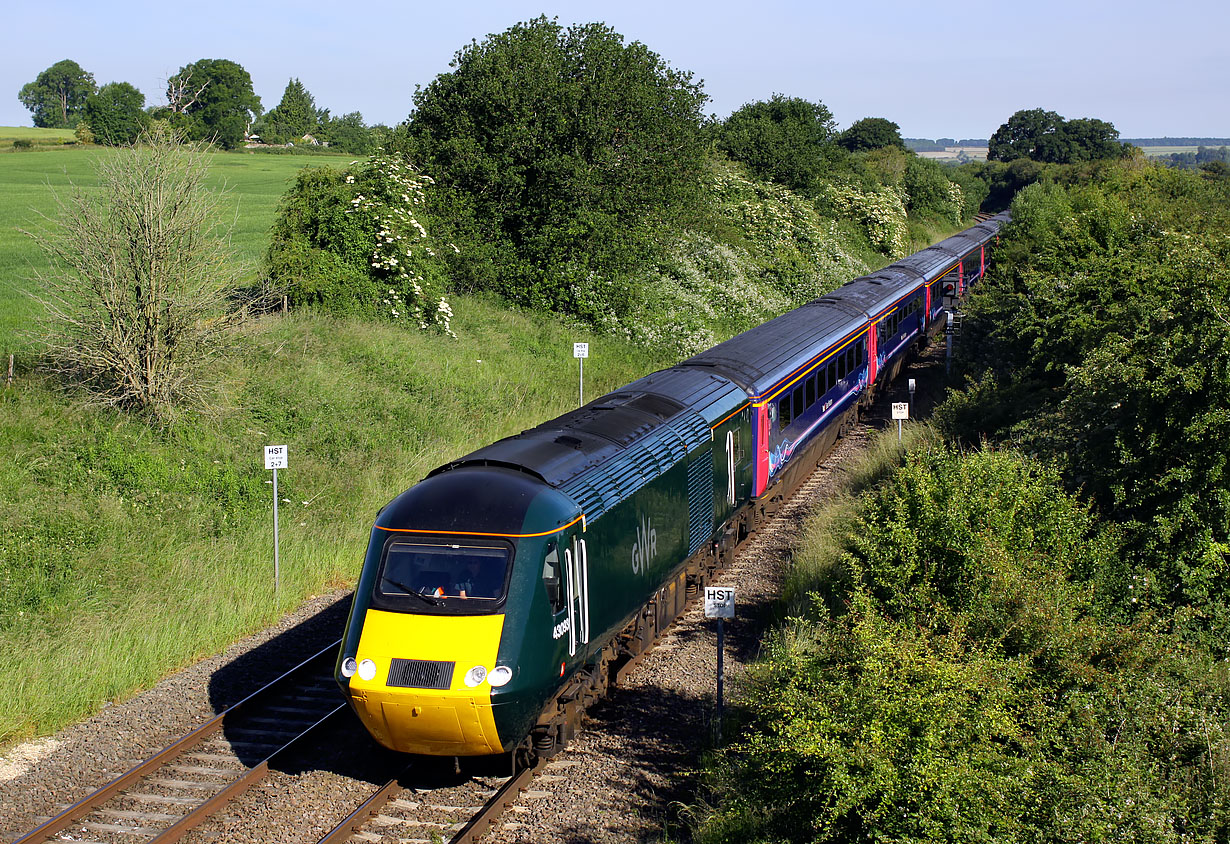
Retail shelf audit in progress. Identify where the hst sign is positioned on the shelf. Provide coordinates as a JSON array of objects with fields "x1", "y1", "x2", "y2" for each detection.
[{"x1": 704, "y1": 587, "x2": 735, "y2": 619}]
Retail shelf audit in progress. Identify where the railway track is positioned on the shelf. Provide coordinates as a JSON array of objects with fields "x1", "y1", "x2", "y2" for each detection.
[{"x1": 14, "y1": 644, "x2": 346, "y2": 844}]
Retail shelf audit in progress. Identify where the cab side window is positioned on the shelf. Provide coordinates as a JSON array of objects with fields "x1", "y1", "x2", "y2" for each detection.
[{"x1": 542, "y1": 542, "x2": 565, "y2": 613}]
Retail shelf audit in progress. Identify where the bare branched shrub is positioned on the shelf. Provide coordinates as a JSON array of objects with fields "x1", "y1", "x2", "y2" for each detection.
[{"x1": 27, "y1": 130, "x2": 246, "y2": 419}]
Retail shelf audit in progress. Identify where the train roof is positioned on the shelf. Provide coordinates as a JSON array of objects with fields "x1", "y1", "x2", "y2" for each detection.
[
  {"x1": 679, "y1": 298, "x2": 867, "y2": 399},
  {"x1": 428, "y1": 367, "x2": 746, "y2": 521}
]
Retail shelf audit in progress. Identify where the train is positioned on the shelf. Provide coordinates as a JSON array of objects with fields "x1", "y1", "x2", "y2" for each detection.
[{"x1": 334, "y1": 212, "x2": 1010, "y2": 759}]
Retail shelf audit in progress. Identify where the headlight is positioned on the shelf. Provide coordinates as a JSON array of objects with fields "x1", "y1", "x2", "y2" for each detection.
[
  {"x1": 358, "y1": 659, "x2": 378, "y2": 681},
  {"x1": 463, "y1": 665, "x2": 488, "y2": 687},
  {"x1": 340, "y1": 657, "x2": 358, "y2": 678},
  {"x1": 488, "y1": 666, "x2": 513, "y2": 687}
]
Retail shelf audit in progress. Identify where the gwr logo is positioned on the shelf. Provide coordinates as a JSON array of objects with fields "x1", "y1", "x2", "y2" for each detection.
[{"x1": 632, "y1": 515, "x2": 658, "y2": 574}]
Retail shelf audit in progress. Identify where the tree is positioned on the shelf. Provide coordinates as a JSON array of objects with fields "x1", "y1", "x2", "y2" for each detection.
[
  {"x1": 988, "y1": 108, "x2": 1064, "y2": 162},
  {"x1": 990, "y1": 108, "x2": 1123, "y2": 164},
  {"x1": 713, "y1": 94, "x2": 836, "y2": 194},
  {"x1": 320, "y1": 111, "x2": 372, "y2": 154},
  {"x1": 837, "y1": 117, "x2": 905, "y2": 153},
  {"x1": 83, "y1": 82, "x2": 146, "y2": 146},
  {"x1": 395, "y1": 16, "x2": 708, "y2": 319},
  {"x1": 19, "y1": 60, "x2": 96, "y2": 128},
  {"x1": 263, "y1": 78, "x2": 317, "y2": 141},
  {"x1": 165, "y1": 59, "x2": 261, "y2": 149},
  {"x1": 27, "y1": 130, "x2": 247, "y2": 418},
  {"x1": 1057, "y1": 117, "x2": 1122, "y2": 162}
]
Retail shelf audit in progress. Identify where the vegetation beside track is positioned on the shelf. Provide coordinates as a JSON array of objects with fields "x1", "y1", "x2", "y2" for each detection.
[{"x1": 691, "y1": 161, "x2": 1230, "y2": 842}]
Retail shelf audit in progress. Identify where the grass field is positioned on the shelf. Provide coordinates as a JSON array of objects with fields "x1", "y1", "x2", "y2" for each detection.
[
  {"x1": 0, "y1": 146, "x2": 334, "y2": 356},
  {"x1": 0, "y1": 126, "x2": 76, "y2": 150}
]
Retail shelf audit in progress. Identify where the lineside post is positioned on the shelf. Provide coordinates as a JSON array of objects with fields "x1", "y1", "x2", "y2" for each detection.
[
  {"x1": 704, "y1": 587, "x2": 735, "y2": 744},
  {"x1": 264, "y1": 445, "x2": 289, "y2": 596}
]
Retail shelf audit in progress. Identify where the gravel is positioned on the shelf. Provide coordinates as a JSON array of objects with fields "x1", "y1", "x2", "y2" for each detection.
[{"x1": 1, "y1": 346, "x2": 947, "y2": 844}]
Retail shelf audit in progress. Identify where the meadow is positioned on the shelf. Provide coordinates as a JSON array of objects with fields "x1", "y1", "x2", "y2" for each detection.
[{"x1": 0, "y1": 143, "x2": 337, "y2": 356}]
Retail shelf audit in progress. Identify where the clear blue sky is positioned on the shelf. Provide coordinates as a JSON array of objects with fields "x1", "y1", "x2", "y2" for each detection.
[{"x1": 4, "y1": 0, "x2": 1227, "y2": 139}]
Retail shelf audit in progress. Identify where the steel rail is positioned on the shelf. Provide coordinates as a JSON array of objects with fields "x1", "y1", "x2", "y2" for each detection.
[
  {"x1": 13, "y1": 639, "x2": 344, "y2": 844},
  {"x1": 316, "y1": 758, "x2": 538, "y2": 844}
]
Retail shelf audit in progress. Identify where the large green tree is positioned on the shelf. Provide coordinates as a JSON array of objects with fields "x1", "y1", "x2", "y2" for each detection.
[
  {"x1": 394, "y1": 16, "x2": 708, "y2": 319},
  {"x1": 165, "y1": 59, "x2": 261, "y2": 149},
  {"x1": 989, "y1": 108, "x2": 1123, "y2": 164},
  {"x1": 262, "y1": 78, "x2": 317, "y2": 142},
  {"x1": 713, "y1": 94, "x2": 836, "y2": 194},
  {"x1": 19, "y1": 60, "x2": 96, "y2": 128},
  {"x1": 837, "y1": 116, "x2": 905, "y2": 153},
  {"x1": 83, "y1": 82, "x2": 146, "y2": 146}
]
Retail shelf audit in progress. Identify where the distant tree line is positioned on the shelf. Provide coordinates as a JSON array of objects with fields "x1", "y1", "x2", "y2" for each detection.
[
  {"x1": 1122, "y1": 137, "x2": 1230, "y2": 146},
  {"x1": 904, "y1": 137, "x2": 989, "y2": 151},
  {"x1": 16, "y1": 59, "x2": 383, "y2": 153}
]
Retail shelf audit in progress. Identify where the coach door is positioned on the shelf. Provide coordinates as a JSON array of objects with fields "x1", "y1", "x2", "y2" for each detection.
[{"x1": 563, "y1": 535, "x2": 590, "y2": 657}]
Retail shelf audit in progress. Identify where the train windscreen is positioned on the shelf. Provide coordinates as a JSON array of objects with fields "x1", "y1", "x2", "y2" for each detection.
[{"x1": 372, "y1": 540, "x2": 511, "y2": 613}]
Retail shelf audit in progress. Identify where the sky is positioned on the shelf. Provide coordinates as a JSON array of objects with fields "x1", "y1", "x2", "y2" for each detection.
[{"x1": 3, "y1": 0, "x2": 1227, "y2": 140}]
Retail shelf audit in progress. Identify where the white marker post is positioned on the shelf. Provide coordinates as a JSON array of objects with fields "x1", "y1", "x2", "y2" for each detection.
[
  {"x1": 704, "y1": 586, "x2": 735, "y2": 742},
  {"x1": 264, "y1": 445, "x2": 288, "y2": 596},
  {"x1": 573, "y1": 342, "x2": 589, "y2": 407},
  {"x1": 892, "y1": 402, "x2": 909, "y2": 443},
  {"x1": 908, "y1": 378, "x2": 916, "y2": 416}
]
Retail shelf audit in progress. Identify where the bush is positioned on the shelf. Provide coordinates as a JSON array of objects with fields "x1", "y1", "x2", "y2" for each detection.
[
  {"x1": 27, "y1": 131, "x2": 245, "y2": 418},
  {"x1": 266, "y1": 155, "x2": 455, "y2": 332}
]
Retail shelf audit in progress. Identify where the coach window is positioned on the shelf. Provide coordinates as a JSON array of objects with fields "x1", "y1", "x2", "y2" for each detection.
[
  {"x1": 793, "y1": 386, "x2": 804, "y2": 419},
  {"x1": 780, "y1": 395, "x2": 792, "y2": 429},
  {"x1": 805, "y1": 374, "x2": 816, "y2": 408}
]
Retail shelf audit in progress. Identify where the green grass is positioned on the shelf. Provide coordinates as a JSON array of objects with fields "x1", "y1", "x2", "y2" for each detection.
[
  {"x1": 0, "y1": 296, "x2": 670, "y2": 747},
  {"x1": 0, "y1": 126, "x2": 76, "y2": 150},
  {"x1": 0, "y1": 147, "x2": 335, "y2": 356}
]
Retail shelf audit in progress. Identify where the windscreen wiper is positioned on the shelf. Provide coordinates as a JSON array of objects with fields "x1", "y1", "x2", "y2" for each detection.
[{"x1": 383, "y1": 576, "x2": 443, "y2": 606}]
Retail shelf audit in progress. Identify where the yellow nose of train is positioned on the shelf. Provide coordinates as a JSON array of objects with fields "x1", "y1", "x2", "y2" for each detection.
[{"x1": 343, "y1": 609, "x2": 506, "y2": 755}]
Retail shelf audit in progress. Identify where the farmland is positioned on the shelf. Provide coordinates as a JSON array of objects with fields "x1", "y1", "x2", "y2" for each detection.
[{"x1": 0, "y1": 142, "x2": 338, "y2": 353}]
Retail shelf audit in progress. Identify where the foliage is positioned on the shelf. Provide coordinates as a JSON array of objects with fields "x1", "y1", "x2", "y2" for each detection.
[
  {"x1": 609, "y1": 158, "x2": 872, "y2": 355},
  {"x1": 393, "y1": 16, "x2": 708, "y2": 323},
  {"x1": 319, "y1": 111, "x2": 373, "y2": 155},
  {"x1": 24, "y1": 131, "x2": 247, "y2": 418},
  {"x1": 164, "y1": 59, "x2": 262, "y2": 149},
  {"x1": 695, "y1": 446, "x2": 1230, "y2": 843},
  {"x1": 939, "y1": 163, "x2": 1230, "y2": 646},
  {"x1": 817, "y1": 181, "x2": 908, "y2": 257},
  {"x1": 260, "y1": 78, "x2": 317, "y2": 143},
  {"x1": 18, "y1": 60, "x2": 96, "y2": 129},
  {"x1": 712, "y1": 94, "x2": 836, "y2": 194},
  {"x1": 903, "y1": 155, "x2": 964, "y2": 223},
  {"x1": 83, "y1": 82, "x2": 146, "y2": 146},
  {"x1": 837, "y1": 117, "x2": 905, "y2": 153},
  {"x1": 266, "y1": 154, "x2": 454, "y2": 332},
  {"x1": 989, "y1": 107, "x2": 1125, "y2": 164}
]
